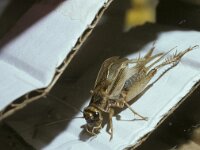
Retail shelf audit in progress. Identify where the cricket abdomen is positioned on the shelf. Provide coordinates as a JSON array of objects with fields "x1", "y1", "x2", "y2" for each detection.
[{"x1": 123, "y1": 69, "x2": 152, "y2": 102}]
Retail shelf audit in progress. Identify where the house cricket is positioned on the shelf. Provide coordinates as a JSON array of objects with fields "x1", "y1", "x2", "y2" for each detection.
[
  {"x1": 34, "y1": 45, "x2": 197, "y2": 140},
  {"x1": 83, "y1": 45, "x2": 198, "y2": 140}
]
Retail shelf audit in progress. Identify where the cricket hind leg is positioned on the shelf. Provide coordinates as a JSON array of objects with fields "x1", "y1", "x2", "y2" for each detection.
[
  {"x1": 143, "y1": 42, "x2": 165, "y2": 65},
  {"x1": 126, "y1": 44, "x2": 163, "y2": 65},
  {"x1": 145, "y1": 45, "x2": 199, "y2": 91},
  {"x1": 121, "y1": 91, "x2": 148, "y2": 120},
  {"x1": 109, "y1": 92, "x2": 147, "y2": 121},
  {"x1": 123, "y1": 100, "x2": 148, "y2": 120},
  {"x1": 147, "y1": 45, "x2": 198, "y2": 71},
  {"x1": 123, "y1": 49, "x2": 163, "y2": 82}
]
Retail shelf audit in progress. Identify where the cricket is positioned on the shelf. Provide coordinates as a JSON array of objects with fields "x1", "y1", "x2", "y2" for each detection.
[
  {"x1": 36, "y1": 45, "x2": 197, "y2": 140},
  {"x1": 83, "y1": 45, "x2": 198, "y2": 140}
]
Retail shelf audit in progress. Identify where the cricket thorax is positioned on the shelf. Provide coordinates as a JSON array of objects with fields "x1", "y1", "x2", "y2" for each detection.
[{"x1": 90, "y1": 93, "x2": 110, "y2": 112}]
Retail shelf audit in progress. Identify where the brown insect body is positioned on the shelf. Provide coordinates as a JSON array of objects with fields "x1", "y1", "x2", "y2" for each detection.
[{"x1": 83, "y1": 45, "x2": 197, "y2": 139}]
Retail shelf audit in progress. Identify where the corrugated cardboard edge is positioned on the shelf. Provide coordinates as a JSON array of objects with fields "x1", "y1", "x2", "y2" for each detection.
[
  {"x1": 0, "y1": 0, "x2": 113, "y2": 121},
  {"x1": 127, "y1": 80, "x2": 200, "y2": 150}
]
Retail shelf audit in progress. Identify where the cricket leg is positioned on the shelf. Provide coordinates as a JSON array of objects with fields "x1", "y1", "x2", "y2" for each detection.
[
  {"x1": 144, "y1": 47, "x2": 186, "y2": 96},
  {"x1": 126, "y1": 44, "x2": 160, "y2": 65},
  {"x1": 111, "y1": 99, "x2": 147, "y2": 120},
  {"x1": 109, "y1": 92, "x2": 147, "y2": 120},
  {"x1": 144, "y1": 44, "x2": 156, "y2": 59},
  {"x1": 128, "y1": 52, "x2": 163, "y2": 67},
  {"x1": 108, "y1": 108, "x2": 114, "y2": 140},
  {"x1": 121, "y1": 91, "x2": 147, "y2": 120},
  {"x1": 145, "y1": 49, "x2": 183, "y2": 78},
  {"x1": 145, "y1": 45, "x2": 163, "y2": 60},
  {"x1": 148, "y1": 45, "x2": 198, "y2": 70},
  {"x1": 122, "y1": 100, "x2": 148, "y2": 120},
  {"x1": 146, "y1": 46, "x2": 191, "y2": 81}
]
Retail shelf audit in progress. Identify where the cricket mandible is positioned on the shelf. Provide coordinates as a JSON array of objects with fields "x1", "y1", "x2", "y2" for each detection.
[{"x1": 83, "y1": 45, "x2": 198, "y2": 140}]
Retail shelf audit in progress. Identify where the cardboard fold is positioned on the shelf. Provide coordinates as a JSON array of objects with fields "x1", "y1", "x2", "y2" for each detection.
[{"x1": 0, "y1": 0, "x2": 113, "y2": 120}]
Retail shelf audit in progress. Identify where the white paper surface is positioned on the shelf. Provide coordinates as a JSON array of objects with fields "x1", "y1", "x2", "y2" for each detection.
[
  {"x1": 5, "y1": 29, "x2": 200, "y2": 150},
  {"x1": 0, "y1": 0, "x2": 108, "y2": 111}
]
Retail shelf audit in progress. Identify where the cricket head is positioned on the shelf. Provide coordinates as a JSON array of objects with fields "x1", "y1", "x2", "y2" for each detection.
[{"x1": 83, "y1": 106, "x2": 103, "y2": 135}]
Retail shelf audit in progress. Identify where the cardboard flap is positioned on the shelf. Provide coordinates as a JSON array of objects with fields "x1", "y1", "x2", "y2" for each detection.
[{"x1": 0, "y1": 0, "x2": 113, "y2": 119}]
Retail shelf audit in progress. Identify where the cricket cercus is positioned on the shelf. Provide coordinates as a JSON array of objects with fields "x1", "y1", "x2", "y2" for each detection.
[{"x1": 83, "y1": 45, "x2": 198, "y2": 140}]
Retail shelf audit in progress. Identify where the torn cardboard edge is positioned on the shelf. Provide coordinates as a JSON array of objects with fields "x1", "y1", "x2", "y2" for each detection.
[
  {"x1": 129, "y1": 81, "x2": 200, "y2": 150},
  {"x1": 0, "y1": 0, "x2": 114, "y2": 121}
]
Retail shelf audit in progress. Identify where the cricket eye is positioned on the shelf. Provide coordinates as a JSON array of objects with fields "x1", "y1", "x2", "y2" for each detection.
[{"x1": 93, "y1": 112, "x2": 99, "y2": 119}]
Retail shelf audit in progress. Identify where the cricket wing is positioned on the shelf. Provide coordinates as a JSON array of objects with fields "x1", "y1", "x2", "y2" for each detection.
[
  {"x1": 94, "y1": 56, "x2": 119, "y2": 89},
  {"x1": 94, "y1": 57, "x2": 130, "y2": 94},
  {"x1": 109, "y1": 64, "x2": 138, "y2": 98}
]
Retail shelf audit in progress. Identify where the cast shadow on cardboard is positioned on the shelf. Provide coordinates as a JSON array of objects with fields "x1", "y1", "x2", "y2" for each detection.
[
  {"x1": 0, "y1": 0, "x2": 35, "y2": 39},
  {"x1": 0, "y1": 0, "x2": 63, "y2": 48}
]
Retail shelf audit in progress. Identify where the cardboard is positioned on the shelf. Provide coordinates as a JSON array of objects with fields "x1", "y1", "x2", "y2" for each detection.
[
  {"x1": 0, "y1": 0, "x2": 113, "y2": 120},
  {"x1": 5, "y1": 27, "x2": 200, "y2": 149}
]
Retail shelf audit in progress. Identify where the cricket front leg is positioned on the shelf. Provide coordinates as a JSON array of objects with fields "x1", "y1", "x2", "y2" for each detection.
[{"x1": 108, "y1": 108, "x2": 114, "y2": 140}]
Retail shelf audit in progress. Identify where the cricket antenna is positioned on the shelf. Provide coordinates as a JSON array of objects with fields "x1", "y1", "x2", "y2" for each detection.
[
  {"x1": 33, "y1": 94, "x2": 84, "y2": 138},
  {"x1": 47, "y1": 93, "x2": 84, "y2": 114},
  {"x1": 36, "y1": 116, "x2": 84, "y2": 128},
  {"x1": 33, "y1": 115, "x2": 84, "y2": 138}
]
